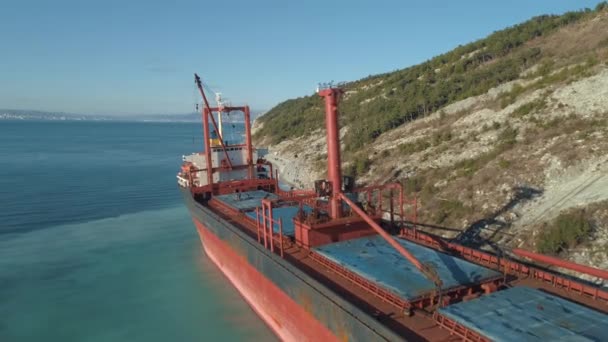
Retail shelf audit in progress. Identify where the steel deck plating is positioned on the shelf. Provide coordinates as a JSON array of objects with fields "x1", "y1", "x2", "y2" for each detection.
[
  {"x1": 215, "y1": 190, "x2": 278, "y2": 211},
  {"x1": 438, "y1": 286, "x2": 608, "y2": 341},
  {"x1": 246, "y1": 205, "x2": 313, "y2": 236},
  {"x1": 313, "y1": 235, "x2": 501, "y2": 300}
]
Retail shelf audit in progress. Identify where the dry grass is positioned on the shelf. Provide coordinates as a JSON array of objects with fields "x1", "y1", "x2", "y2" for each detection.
[{"x1": 529, "y1": 11, "x2": 608, "y2": 60}]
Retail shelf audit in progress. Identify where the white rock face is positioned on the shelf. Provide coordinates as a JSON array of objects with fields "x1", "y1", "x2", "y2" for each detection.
[
  {"x1": 551, "y1": 68, "x2": 608, "y2": 116},
  {"x1": 513, "y1": 156, "x2": 608, "y2": 227}
]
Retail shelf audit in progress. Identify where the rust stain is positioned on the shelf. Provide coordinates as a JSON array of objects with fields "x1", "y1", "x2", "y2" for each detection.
[
  {"x1": 330, "y1": 302, "x2": 350, "y2": 342},
  {"x1": 297, "y1": 290, "x2": 314, "y2": 315},
  {"x1": 338, "y1": 329, "x2": 349, "y2": 342},
  {"x1": 298, "y1": 290, "x2": 347, "y2": 341}
]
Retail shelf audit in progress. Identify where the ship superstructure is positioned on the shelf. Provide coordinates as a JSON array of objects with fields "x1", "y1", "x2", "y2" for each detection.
[
  {"x1": 177, "y1": 74, "x2": 275, "y2": 192},
  {"x1": 179, "y1": 74, "x2": 608, "y2": 341}
]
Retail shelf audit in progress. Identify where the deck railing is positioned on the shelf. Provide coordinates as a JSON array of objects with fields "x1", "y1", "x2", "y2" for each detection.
[
  {"x1": 255, "y1": 200, "x2": 288, "y2": 258},
  {"x1": 399, "y1": 227, "x2": 608, "y2": 304}
]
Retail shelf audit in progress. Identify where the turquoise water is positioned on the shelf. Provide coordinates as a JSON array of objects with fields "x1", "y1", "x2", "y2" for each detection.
[{"x1": 0, "y1": 121, "x2": 275, "y2": 341}]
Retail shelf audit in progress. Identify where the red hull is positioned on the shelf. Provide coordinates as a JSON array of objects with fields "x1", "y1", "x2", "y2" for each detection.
[{"x1": 193, "y1": 219, "x2": 339, "y2": 342}]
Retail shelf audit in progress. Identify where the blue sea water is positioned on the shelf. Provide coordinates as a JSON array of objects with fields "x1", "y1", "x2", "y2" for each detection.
[{"x1": 0, "y1": 121, "x2": 275, "y2": 341}]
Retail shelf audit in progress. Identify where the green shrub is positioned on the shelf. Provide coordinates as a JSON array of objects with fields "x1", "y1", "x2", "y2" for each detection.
[
  {"x1": 255, "y1": 8, "x2": 596, "y2": 149},
  {"x1": 435, "y1": 200, "x2": 468, "y2": 224},
  {"x1": 500, "y1": 83, "x2": 526, "y2": 108},
  {"x1": 356, "y1": 157, "x2": 371, "y2": 175},
  {"x1": 537, "y1": 60, "x2": 555, "y2": 77},
  {"x1": 453, "y1": 133, "x2": 517, "y2": 178},
  {"x1": 344, "y1": 164, "x2": 355, "y2": 177},
  {"x1": 345, "y1": 155, "x2": 372, "y2": 178},
  {"x1": 456, "y1": 158, "x2": 481, "y2": 178},
  {"x1": 511, "y1": 99, "x2": 547, "y2": 118},
  {"x1": 432, "y1": 128, "x2": 453, "y2": 146},
  {"x1": 536, "y1": 210, "x2": 591, "y2": 254},
  {"x1": 404, "y1": 175, "x2": 425, "y2": 194},
  {"x1": 399, "y1": 138, "x2": 431, "y2": 154},
  {"x1": 498, "y1": 126, "x2": 518, "y2": 147}
]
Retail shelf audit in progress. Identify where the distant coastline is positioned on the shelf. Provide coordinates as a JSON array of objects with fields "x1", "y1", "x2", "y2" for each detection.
[
  {"x1": 1, "y1": 109, "x2": 265, "y2": 123},
  {"x1": 0, "y1": 109, "x2": 201, "y2": 123}
]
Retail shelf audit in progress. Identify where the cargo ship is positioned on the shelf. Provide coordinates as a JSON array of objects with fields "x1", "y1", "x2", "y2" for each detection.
[{"x1": 178, "y1": 74, "x2": 608, "y2": 341}]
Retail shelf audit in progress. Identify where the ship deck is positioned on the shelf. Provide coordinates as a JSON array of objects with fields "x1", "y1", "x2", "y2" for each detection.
[
  {"x1": 203, "y1": 189, "x2": 608, "y2": 341},
  {"x1": 214, "y1": 190, "x2": 279, "y2": 211},
  {"x1": 312, "y1": 235, "x2": 502, "y2": 300},
  {"x1": 245, "y1": 205, "x2": 312, "y2": 236},
  {"x1": 438, "y1": 286, "x2": 608, "y2": 341},
  {"x1": 206, "y1": 192, "x2": 455, "y2": 341}
]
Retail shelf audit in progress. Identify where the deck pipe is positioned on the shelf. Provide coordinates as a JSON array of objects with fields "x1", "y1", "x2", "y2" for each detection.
[
  {"x1": 513, "y1": 248, "x2": 608, "y2": 280},
  {"x1": 340, "y1": 193, "x2": 443, "y2": 288}
]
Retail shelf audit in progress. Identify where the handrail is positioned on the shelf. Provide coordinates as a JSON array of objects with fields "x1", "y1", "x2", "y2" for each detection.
[
  {"x1": 513, "y1": 248, "x2": 608, "y2": 280},
  {"x1": 400, "y1": 227, "x2": 608, "y2": 303},
  {"x1": 255, "y1": 201, "x2": 286, "y2": 258}
]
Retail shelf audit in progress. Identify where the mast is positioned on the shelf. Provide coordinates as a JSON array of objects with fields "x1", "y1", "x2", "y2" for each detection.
[
  {"x1": 317, "y1": 83, "x2": 443, "y2": 292},
  {"x1": 317, "y1": 87, "x2": 343, "y2": 219},
  {"x1": 216, "y1": 93, "x2": 224, "y2": 141},
  {"x1": 195, "y1": 74, "x2": 214, "y2": 188}
]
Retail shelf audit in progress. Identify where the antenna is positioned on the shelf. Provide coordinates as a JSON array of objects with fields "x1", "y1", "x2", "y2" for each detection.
[
  {"x1": 215, "y1": 93, "x2": 224, "y2": 108},
  {"x1": 316, "y1": 80, "x2": 340, "y2": 93}
]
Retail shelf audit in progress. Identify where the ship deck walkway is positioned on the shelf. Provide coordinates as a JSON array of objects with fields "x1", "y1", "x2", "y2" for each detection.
[
  {"x1": 204, "y1": 194, "x2": 608, "y2": 341},
  {"x1": 438, "y1": 286, "x2": 608, "y2": 341},
  {"x1": 312, "y1": 235, "x2": 502, "y2": 300}
]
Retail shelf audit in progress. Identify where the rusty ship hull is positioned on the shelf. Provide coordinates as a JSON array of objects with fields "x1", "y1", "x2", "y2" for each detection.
[{"x1": 181, "y1": 188, "x2": 405, "y2": 341}]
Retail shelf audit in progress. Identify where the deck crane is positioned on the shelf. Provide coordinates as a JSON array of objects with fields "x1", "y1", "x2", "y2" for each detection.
[{"x1": 194, "y1": 73, "x2": 233, "y2": 170}]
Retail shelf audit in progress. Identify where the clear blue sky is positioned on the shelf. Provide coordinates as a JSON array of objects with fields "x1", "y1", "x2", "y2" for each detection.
[{"x1": 0, "y1": 0, "x2": 602, "y2": 115}]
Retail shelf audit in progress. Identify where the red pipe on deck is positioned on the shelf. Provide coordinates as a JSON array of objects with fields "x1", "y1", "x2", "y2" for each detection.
[
  {"x1": 318, "y1": 88, "x2": 343, "y2": 219},
  {"x1": 339, "y1": 193, "x2": 422, "y2": 269},
  {"x1": 513, "y1": 248, "x2": 608, "y2": 280},
  {"x1": 339, "y1": 193, "x2": 443, "y2": 288}
]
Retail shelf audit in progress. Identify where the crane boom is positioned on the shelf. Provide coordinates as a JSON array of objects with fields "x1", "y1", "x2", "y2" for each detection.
[{"x1": 194, "y1": 73, "x2": 233, "y2": 170}]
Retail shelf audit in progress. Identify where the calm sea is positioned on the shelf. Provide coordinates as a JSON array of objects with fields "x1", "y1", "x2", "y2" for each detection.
[{"x1": 0, "y1": 121, "x2": 275, "y2": 341}]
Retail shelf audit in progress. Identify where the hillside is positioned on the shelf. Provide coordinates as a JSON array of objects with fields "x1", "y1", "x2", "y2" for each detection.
[{"x1": 253, "y1": 4, "x2": 608, "y2": 284}]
